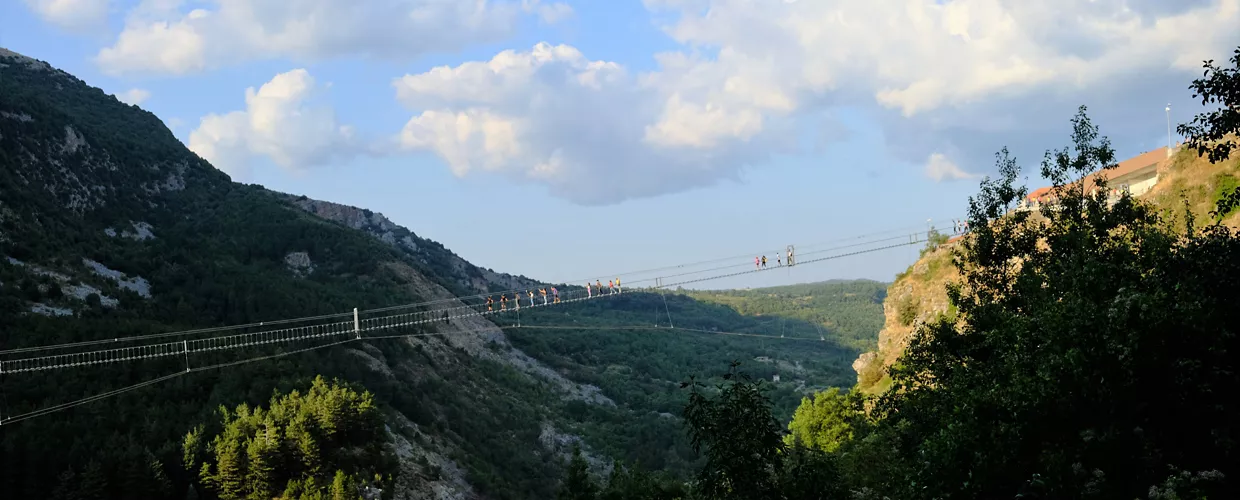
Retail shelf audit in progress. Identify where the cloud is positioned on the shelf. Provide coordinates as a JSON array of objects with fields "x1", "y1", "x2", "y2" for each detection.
[
  {"x1": 523, "y1": 0, "x2": 573, "y2": 23},
  {"x1": 390, "y1": 0, "x2": 1238, "y2": 204},
  {"x1": 115, "y1": 88, "x2": 151, "y2": 106},
  {"x1": 95, "y1": 0, "x2": 567, "y2": 76},
  {"x1": 188, "y1": 69, "x2": 366, "y2": 180},
  {"x1": 393, "y1": 43, "x2": 785, "y2": 205},
  {"x1": 924, "y1": 153, "x2": 975, "y2": 182},
  {"x1": 24, "y1": 0, "x2": 110, "y2": 32}
]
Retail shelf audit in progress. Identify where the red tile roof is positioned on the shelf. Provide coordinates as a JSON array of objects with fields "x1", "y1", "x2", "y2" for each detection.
[
  {"x1": 1085, "y1": 146, "x2": 1166, "y2": 188},
  {"x1": 1024, "y1": 147, "x2": 1168, "y2": 202}
]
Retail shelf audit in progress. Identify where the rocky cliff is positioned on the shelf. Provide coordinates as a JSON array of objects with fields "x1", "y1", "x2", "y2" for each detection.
[{"x1": 278, "y1": 194, "x2": 541, "y2": 296}]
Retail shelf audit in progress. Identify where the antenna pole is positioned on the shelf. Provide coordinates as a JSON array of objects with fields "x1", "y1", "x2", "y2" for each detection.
[{"x1": 1166, "y1": 103, "x2": 1172, "y2": 156}]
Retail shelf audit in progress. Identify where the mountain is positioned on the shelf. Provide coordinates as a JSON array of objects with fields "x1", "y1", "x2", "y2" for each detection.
[
  {"x1": 853, "y1": 141, "x2": 1240, "y2": 394},
  {"x1": 0, "y1": 48, "x2": 881, "y2": 499}
]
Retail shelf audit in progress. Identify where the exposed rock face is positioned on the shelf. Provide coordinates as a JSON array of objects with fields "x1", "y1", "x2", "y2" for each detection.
[
  {"x1": 124, "y1": 221, "x2": 155, "y2": 240},
  {"x1": 30, "y1": 303, "x2": 73, "y2": 316},
  {"x1": 386, "y1": 412, "x2": 478, "y2": 500},
  {"x1": 382, "y1": 261, "x2": 613, "y2": 406},
  {"x1": 285, "y1": 196, "x2": 541, "y2": 295},
  {"x1": 82, "y1": 258, "x2": 152, "y2": 298},
  {"x1": 538, "y1": 422, "x2": 614, "y2": 478},
  {"x1": 284, "y1": 251, "x2": 315, "y2": 278},
  {"x1": 854, "y1": 245, "x2": 959, "y2": 391},
  {"x1": 105, "y1": 221, "x2": 157, "y2": 240}
]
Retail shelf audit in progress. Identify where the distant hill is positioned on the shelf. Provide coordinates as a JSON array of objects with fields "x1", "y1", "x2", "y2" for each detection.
[{"x1": 683, "y1": 279, "x2": 888, "y2": 350}]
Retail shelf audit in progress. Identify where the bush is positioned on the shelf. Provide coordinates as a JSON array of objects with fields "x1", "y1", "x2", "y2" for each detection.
[{"x1": 896, "y1": 296, "x2": 918, "y2": 327}]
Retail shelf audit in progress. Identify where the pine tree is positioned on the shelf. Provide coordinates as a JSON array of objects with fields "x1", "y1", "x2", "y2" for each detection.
[
  {"x1": 557, "y1": 446, "x2": 599, "y2": 500},
  {"x1": 210, "y1": 436, "x2": 248, "y2": 499},
  {"x1": 329, "y1": 470, "x2": 358, "y2": 500},
  {"x1": 246, "y1": 425, "x2": 279, "y2": 500}
]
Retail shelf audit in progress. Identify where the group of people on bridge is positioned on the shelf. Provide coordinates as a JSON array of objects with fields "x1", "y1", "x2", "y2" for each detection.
[
  {"x1": 756, "y1": 247, "x2": 796, "y2": 270},
  {"x1": 482, "y1": 278, "x2": 622, "y2": 312}
]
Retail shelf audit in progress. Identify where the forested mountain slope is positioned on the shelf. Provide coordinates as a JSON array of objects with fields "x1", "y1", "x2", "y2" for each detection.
[
  {"x1": 0, "y1": 46, "x2": 606, "y2": 499},
  {"x1": 0, "y1": 48, "x2": 880, "y2": 499}
]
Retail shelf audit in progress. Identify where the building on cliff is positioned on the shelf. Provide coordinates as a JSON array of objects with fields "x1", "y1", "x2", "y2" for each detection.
[{"x1": 1016, "y1": 145, "x2": 1176, "y2": 212}]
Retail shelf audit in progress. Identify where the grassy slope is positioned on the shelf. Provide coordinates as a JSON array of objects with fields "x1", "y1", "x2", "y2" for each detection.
[{"x1": 854, "y1": 144, "x2": 1240, "y2": 394}]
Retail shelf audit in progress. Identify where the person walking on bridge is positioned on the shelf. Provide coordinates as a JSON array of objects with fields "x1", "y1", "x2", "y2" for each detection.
[
  {"x1": 608, "y1": 280, "x2": 614, "y2": 294},
  {"x1": 528, "y1": 290, "x2": 535, "y2": 307},
  {"x1": 500, "y1": 294, "x2": 507, "y2": 311},
  {"x1": 596, "y1": 280, "x2": 603, "y2": 295},
  {"x1": 540, "y1": 288, "x2": 548, "y2": 305},
  {"x1": 761, "y1": 255, "x2": 767, "y2": 268},
  {"x1": 552, "y1": 287, "x2": 560, "y2": 303},
  {"x1": 486, "y1": 296, "x2": 494, "y2": 312},
  {"x1": 586, "y1": 282, "x2": 592, "y2": 298},
  {"x1": 616, "y1": 277, "x2": 621, "y2": 294},
  {"x1": 755, "y1": 256, "x2": 760, "y2": 270}
]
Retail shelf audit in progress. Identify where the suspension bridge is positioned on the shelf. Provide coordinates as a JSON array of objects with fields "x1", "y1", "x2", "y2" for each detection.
[{"x1": 0, "y1": 220, "x2": 966, "y2": 425}]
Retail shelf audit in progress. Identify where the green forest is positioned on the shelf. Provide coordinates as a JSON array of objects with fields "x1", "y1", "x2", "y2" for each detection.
[{"x1": 684, "y1": 280, "x2": 887, "y2": 350}]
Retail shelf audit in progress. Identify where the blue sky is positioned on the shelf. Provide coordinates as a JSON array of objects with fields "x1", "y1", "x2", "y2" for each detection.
[{"x1": 3, "y1": 0, "x2": 1237, "y2": 290}]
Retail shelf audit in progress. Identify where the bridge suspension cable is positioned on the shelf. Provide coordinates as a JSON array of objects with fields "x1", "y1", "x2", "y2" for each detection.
[
  {"x1": 0, "y1": 316, "x2": 847, "y2": 426},
  {"x1": 0, "y1": 227, "x2": 958, "y2": 375},
  {"x1": 0, "y1": 216, "x2": 964, "y2": 356}
]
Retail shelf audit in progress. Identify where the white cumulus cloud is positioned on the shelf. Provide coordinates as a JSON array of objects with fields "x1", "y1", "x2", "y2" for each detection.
[
  {"x1": 95, "y1": 0, "x2": 570, "y2": 76},
  {"x1": 391, "y1": 0, "x2": 1238, "y2": 204},
  {"x1": 641, "y1": 0, "x2": 1240, "y2": 165},
  {"x1": 924, "y1": 153, "x2": 975, "y2": 182},
  {"x1": 523, "y1": 0, "x2": 573, "y2": 23},
  {"x1": 115, "y1": 88, "x2": 151, "y2": 106},
  {"x1": 24, "y1": 0, "x2": 110, "y2": 32},
  {"x1": 188, "y1": 69, "x2": 365, "y2": 180},
  {"x1": 393, "y1": 43, "x2": 785, "y2": 204}
]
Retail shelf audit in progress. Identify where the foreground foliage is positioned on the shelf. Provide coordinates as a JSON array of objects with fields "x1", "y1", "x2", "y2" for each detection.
[{"x1": 865, "y1": 107, "x2": 1240, "y2": 498}]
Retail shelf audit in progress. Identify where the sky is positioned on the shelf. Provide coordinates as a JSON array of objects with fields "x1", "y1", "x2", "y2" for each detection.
[{"x1": 2, "y1": 0, "x2": 1237, "y2": 291}]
